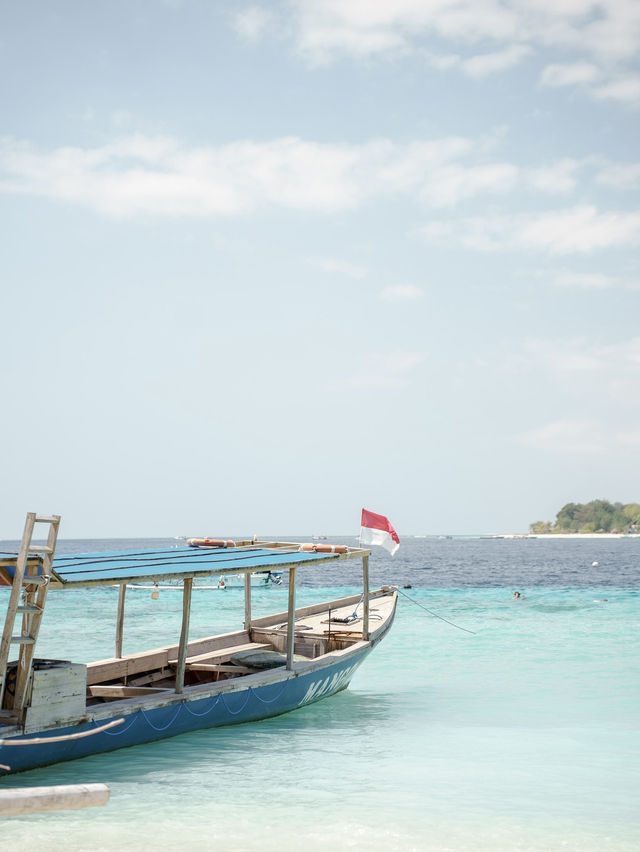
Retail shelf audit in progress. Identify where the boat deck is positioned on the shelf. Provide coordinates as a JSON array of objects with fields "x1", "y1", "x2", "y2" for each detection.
[{"x1": 81, "y1": 588, "x2": 396, "y2": 706}]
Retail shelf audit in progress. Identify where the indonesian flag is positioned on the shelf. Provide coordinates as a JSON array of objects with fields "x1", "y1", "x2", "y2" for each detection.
[{"x1": 360, "y1": 508, "x2": 400, "y2": 556}]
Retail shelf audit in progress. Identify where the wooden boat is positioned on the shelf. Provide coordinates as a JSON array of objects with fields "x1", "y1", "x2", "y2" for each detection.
[{"x1": 0, "y1": 514, "x2": 397, "y2": 774}]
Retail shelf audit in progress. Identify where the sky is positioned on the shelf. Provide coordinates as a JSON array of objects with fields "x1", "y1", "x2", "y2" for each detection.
[{"x1": 0, "y1": 0, "x2": 639, "y2": 539}]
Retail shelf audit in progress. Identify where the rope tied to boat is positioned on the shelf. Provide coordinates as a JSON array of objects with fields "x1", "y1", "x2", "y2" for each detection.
[{"x1": 396, "y1": 587, "x2": 476, "y2": 635}]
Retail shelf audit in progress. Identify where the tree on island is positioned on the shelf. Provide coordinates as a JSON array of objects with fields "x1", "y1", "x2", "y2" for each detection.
[{"x1": 530, "y1": 500, "x2": 640, "y2": 534}]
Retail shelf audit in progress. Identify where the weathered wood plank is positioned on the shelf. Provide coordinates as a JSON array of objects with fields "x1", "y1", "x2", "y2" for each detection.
[
  {"x1": 175, "y1": 578, "x2": 193, "y2": 694},
  {"x1": 286, "y1": 566, "x2": 296, "y2": 670},
  {"x1": 0, "y1": 784, "x2": 110, "y2": 815},
  {"x1": 86, "y1": 650, "x2": 170, "y2": 685},
  {"x1": 186, "y1": 664, "x2": 255, "y2": 674},
  {"x1": 88, "y1": 685, "x2": 172, "y2": 698},
  {"x1": 30, "y1": 664, "x2": 86, "y2": 692},
  {"x1": 115, "y1": 583, "x2": 126, "y2": 658},
  {"x1": 87, "y1": 630, "x2": 251, "y2": 684},
  {"x1": 23, "y1": 696, "x2": 87, "y2": 733},
  {"x1": 244, "y1": 572, "x2": 251, "y2": 630},
  {"x1": 181, "y1": 642, "x2": 271, "y2": 666}
]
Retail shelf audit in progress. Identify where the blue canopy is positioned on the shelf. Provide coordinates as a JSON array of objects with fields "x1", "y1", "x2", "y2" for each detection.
[{"x1": 43, "y1": 545, "x2": 344, "y2": 586}]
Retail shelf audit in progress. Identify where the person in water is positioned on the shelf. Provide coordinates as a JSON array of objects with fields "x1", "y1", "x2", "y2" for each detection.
[{"x1": 513, "y1": 591, "x2": 525, "y2": 599}]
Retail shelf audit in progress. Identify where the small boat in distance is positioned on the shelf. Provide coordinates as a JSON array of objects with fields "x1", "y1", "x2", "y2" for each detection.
[{"x1": 0, "y1": 515, "x2": 397, "y2": 774}]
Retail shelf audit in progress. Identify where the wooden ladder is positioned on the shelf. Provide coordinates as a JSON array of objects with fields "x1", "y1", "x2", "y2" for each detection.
[{"x1": 0, "y1": 512, "x2": 61, "y2": 722}]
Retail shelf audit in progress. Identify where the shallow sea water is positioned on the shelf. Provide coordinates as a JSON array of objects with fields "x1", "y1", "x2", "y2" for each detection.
[{"x1": 0, "y1": 537, "x2": 638, "y2": 851}]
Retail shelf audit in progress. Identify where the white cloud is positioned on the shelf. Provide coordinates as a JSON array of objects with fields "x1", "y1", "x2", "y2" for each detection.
[
  {"x1": 422, "y1": 206, "x2": 640, "y2": 254},
  {"x1": 279, "y1": 1, "x2": 640, "y2": 105},
  {"x1": 518, "y1": 206, "x2": 640, "y2": 253},
  {"x1": 421, "y1": 162, "x2": 519, "y2": 207},
  {"x1": 519, "y1": 337, "x2": 640, "y2": 379},
  {"x1": 539, "y1": 66, "x2": 640, "y2": 106},
  {"x1": 521, "y1": 338, "x2": 605, "y2": 374},
  {"x1": 552, "y1": 270, "x2": 615, "y2": 290},
  {"x1": 0, "y1": 135, "x2": 361, "y2": 217},
  {"x1": 539, "y1": 62, "x2": 601, "y2": 88},
  {"x1": 315, "y1": 257, "x2": 366, "y2": 279},
  {"x1": 460, "y1": 44, "x2": 532, "y2": 78},
  {"x1": 2, "y1": 136, "x2": 638, "y2": 254},
  {"x1": 379, "y1": 284, "x2": 423, "y2": 301},
  {"x1": 510, "y1": 336, "x2": 640, "y2": 422},
  {"x1": 286, "y1": 0, "x2": 640, "y2": 64},
  {"x1": 595, "y1": 161, "x2": 640, "y2": 188},
  {"x1": 0, "y1": 132, "x2": 517, "y2": 217},
  {"x1": 526, "y1": 159, "x2": 581, "y2": 194},
  {"x1": 618, "y1": 430, "x2": 640, "y2": 446},
  {"x1": 520, "y1": 419, "x2": 606, "y2": 454},
  {"x1": 521, "y1": 412, "x2": 640, "y2": 456},
  {"x1": 329, "y1": 350, "x2": 425, "y2": 390},
  {"x1": 593, "y1": 74, "x2": 640, "y2": 105},
  {"x1": 233, "y1": 6, "x2": 273, "y2": 41}
]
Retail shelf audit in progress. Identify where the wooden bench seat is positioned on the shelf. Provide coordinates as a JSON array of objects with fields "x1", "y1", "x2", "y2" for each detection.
[
  {"x1": 185, "y1": 663, "x2": 255, "y2": 674},
  {"x1": 88, "y1": 685, "x2": 173, "y2": 699},
  {"x1": 179, "y1": 642, "x2": 272, "y2": 669}
]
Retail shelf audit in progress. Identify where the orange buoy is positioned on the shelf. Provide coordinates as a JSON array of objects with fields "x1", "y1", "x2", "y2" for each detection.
[
  {"x1": 299, "y1": 543, "x2": 348, "y2": 554},
  {"x1": 187, "y1": 538, "x2": 236, "y2": 548}
]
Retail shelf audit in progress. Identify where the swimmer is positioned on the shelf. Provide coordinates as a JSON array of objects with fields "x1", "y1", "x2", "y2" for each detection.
[{"x1": 513, "y1": 591, "x2": 525, "y2": 599}]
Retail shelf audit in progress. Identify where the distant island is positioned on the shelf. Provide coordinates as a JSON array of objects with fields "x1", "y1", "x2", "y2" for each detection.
[{"x1": 530, "y1": 500, "x2": 640, "y2": 535}]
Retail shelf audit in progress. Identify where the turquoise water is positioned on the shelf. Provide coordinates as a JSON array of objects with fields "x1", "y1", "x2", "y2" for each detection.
[{"x1": 0, "y1": 538, "x2": 638, "y2": 850}]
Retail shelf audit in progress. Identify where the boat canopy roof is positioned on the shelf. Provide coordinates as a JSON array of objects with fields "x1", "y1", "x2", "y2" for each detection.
[{"x1": 1, "y1": 544, "x2": 364, "y2": 588}]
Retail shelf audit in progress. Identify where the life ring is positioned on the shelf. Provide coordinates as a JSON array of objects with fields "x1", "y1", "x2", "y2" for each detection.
[
  {"x1": 187, "y1": 538, "x2": 236, "y2": 548},
  {"x1": 299, "y1": 543, "x2": 348, "y2": 554}
]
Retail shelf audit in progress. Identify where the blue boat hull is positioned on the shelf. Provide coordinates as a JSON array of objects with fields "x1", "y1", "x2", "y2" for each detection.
[{"x1": 0, "y1": 648, "x2": 370, "y2": 774}]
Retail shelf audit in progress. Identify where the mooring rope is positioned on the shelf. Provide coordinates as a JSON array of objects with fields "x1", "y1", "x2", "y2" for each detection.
[{"x1": 396, "y1": 587, "x2": 477, "y2": 635}]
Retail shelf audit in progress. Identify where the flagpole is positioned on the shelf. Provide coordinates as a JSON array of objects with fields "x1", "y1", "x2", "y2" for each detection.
[{"x1": 360, "y1": 509, "x2": 369, "y2": 640}]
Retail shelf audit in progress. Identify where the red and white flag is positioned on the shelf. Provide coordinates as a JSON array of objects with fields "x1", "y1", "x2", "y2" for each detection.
[{"x1": 360, "y1": 508, "x2": 400, "y2": 556}]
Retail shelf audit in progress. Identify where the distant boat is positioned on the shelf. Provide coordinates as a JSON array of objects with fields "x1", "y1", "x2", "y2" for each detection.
[
  {"x1": 0, "y1": 518, "x2": 397, "y2": 774},
  {"x1": 311, "y1": 535, "x2": 327, "y2": 540}
]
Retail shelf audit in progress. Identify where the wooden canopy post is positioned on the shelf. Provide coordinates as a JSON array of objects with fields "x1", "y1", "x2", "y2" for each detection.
[
  {"x1": 285, "y1": 566, "x2": 296, "y2": 670},
  {"x1": 175, "y1": 578, "x2": 193, "y2": 694},
  {"x1": 362, "y1": 553, "x2": 370, "y2": 640},
  {"x1": 115, "y1": 583, "x2": 126, "y2": 658},
  {"x1": 244, "y1": 573, "x2": 251, "y2": 631}
]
